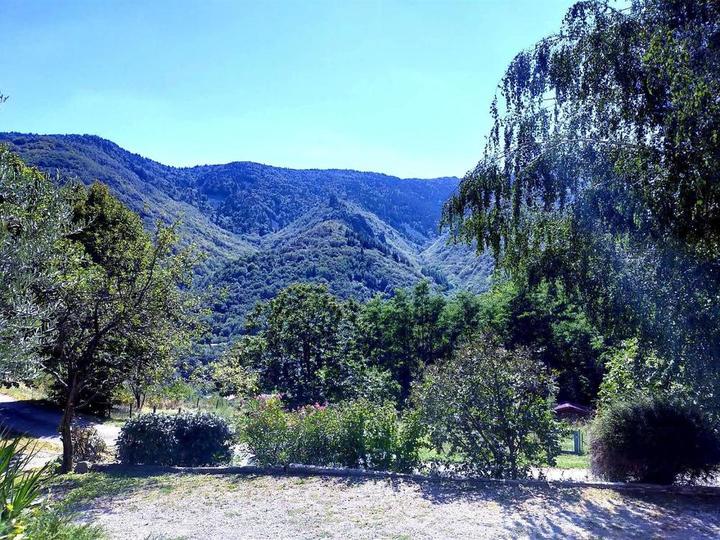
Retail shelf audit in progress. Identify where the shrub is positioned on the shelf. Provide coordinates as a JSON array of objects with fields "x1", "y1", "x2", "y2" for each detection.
[
  {"x1": 173, "y1": 412, "x2": 234, "y2": 466},
  {"x1": 416, "y1": 340, "x2": 561, "y2": 479},
  {"x1": 71, "y1": 425, "x2": 107, "y2": 464},
  {"x1": 590, "y1": 397, "x2": 720, "y2": 484},
  {"x1": 241, "y1": 396, "x2": 424, "y2": 472},
  {"x1": 117, "y1": 414, "x2": 177, "y2": 466},
  {"x1": 117, "y1": 412, "x2": 233, "y2": 466},
  {"x1": 333, "y1": 400, "x2": 423, "y2": 471},
  {"x1": 242, "y1": 396, "x2": 296, "y2": 466}
]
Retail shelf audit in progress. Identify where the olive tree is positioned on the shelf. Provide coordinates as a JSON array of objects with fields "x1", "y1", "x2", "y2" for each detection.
[{"x1": 0, "y1": 147, "x2": 77, "y2": 380}]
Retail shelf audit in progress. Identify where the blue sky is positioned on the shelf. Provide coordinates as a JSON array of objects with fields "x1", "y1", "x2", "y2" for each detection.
[{"x1": 1, "y1": 0, "x2": 576, "y2": 178}]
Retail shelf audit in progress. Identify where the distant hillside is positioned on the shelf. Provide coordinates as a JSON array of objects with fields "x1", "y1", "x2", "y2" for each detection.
[{"x1": 0, "y1": 133, "x2": 493, "y2": 340}]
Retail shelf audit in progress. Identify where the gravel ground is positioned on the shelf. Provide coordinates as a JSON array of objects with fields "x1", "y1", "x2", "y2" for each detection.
[{"x1": 69, "y1": 473, "x2": 720, "y2": 539}]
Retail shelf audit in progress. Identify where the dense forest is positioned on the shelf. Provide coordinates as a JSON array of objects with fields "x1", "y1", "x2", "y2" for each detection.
[{"x1": 0, "y1": 133, "x2": 493, "y2": 341}]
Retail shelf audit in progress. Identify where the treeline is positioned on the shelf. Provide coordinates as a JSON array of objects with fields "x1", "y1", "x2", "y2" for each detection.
[{"x1": 213, "y1": 278, "x2": 605, "y2": 408}]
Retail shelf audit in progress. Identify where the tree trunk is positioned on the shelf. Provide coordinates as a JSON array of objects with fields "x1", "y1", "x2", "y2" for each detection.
[
  {"x1": 59, "y1": 378, "x2": 79, "y2": 473},
  {"x1": 133, "y1": 385, "x2": 145, "y2": 411}
]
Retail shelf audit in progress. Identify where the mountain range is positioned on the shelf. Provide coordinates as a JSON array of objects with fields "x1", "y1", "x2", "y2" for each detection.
[{"x1": 0, "y1": 133, "x2": 492, "y2": 340}]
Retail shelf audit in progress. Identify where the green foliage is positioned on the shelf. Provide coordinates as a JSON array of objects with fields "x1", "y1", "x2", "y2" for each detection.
[
  {"x1": 241, "y1": 396, "x2": 424, "y2": 473},
  {"x1": 417, "y1": 340, "x2": 561, "y2": 479},
  {"x1": 241, "y1": 396, "x2": 296, "y2": 466},
  {"x1": 226, "y1": 284, "x2": 398, "y2": 407},
  {"x1": 356, "y1": 282, "x2": 481, "y2": 403},
  {"x1": 21, "y1": 509, "x2": 104, "y2": 540},
  {"x1": 590, "y1": 397, "x2": 720, "y2": 484},
  {"x1": 597, "y1": 338, "x2": 691, "y2": 410},
  {"x1": 223, "y1": 281, "x2": 485, "y2": 408},
  {"x1": 478, "y1": 280, "x2": 605, "y2": 405},
  {"x1": 117, "y1": 412, "x2": 233, "y2": 466},
  {"x1": 0, "y1": 434, "x2": 51, "y2": 537},
  {"x1": 442, "y1": 0, "x2": 720, "y2": 417},
  {"x1": 0, "y1": 147, "x2": 77, "y2": 381}
]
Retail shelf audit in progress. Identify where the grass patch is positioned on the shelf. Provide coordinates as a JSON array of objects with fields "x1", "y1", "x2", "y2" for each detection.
[
  {"x1": 0, "y1": 430, "x2": 62, "y2": 454},
  {"x1": 48, "y1": 472, "x2": 161, "y2": 510},
  {"x1": 0, "y1": 383, "x2": 47, "y2": 401},
  {"x1": 23, "y1": 508, "x2": 104, "y2": 540},
  {"x1": 554, "y1": 453, "x2": 590, "y2": 469}
]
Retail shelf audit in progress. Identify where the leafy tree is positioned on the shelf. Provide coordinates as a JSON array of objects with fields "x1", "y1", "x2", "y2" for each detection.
[
  {"x1": 230, "y1": 283, "x2": 387, "y2": 407},
  {"x1": 417, "y1": 339, "x2": 561, "y2": 479},
  {"x1": 0, "y1": 148, "x2": 77, "y2": 380},
  {"x1": 42, "y1": 183, "x2": 198, "y2": 471},
  {"x1": 357, "y1": 282, "x2": 479, "y2": 404},
  {"x1": 358, "y1": 289, "x2": 416, "y2": 403},
  {"x1": 212, "y1": 338, "x2": 261, "y2": 398},
  {"x1": 478, "y1": 280, "x2": 604, "y2": 404},
  {"x1": 443, "y1": 0, "x2": 720, "y2": 412}
]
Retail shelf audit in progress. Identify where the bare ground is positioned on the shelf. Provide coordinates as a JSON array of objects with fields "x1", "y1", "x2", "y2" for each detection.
[{"x1": 66, "y1": 473, "x2": 720, "y2": 539}]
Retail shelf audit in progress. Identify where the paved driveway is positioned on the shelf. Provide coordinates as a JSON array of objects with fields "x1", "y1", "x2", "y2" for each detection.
[{"x1": 0, "y1": 393, "x2": 121, "y2": 447}]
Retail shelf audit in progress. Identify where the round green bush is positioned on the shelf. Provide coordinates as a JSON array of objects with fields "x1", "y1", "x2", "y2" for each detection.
[
  {"x1": 173, "y1": 412, "x2": 234, "y2": 466},
  {"x1": 590, "y1": 397, "x2": 720, "y2": 484},
  {"x1": 118, "y1": 412, "x2": 233, "y2": 466},
  {"x1": 117, "y1": 414, "x2": 176, "y2": 466}
]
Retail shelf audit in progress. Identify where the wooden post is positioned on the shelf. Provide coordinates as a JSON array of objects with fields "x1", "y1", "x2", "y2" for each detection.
[
  {"x1": 129, "y1": 403, "x2": 133, "y2": 418},
  {"x1": 573, "y1": 431, "x2": 581, "y2": 454}
]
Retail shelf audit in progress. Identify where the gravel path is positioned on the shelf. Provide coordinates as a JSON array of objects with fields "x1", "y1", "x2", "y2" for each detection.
[{"x1": 73, "y1": 473, "x2": 720, "y2": 539}]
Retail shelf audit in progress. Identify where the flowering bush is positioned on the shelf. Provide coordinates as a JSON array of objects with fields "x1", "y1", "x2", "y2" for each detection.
[{"x1": 241, "y1": 396, "x2": 424, "y2": 472}]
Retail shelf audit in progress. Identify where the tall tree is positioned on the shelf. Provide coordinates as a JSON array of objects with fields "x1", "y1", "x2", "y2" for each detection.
[
  {"x1": 237, "y1": 283, "x2": 372, "y2": 407},
  {"x1": 43, "y1": 183, "x2": 198, "y2": 471},
  {"x1": 443, "y1": 0, "x2": 720, "y2": 411}
]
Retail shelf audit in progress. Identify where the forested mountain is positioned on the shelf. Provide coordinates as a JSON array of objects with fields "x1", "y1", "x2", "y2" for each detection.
[{"x1": 0, "y1": 133, "x2": 492, "y2": 337}]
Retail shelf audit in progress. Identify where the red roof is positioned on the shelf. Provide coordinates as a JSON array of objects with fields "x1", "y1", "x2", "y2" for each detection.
[{"x1": 553, "y1": 402, "x2": 591, "y2": 415}]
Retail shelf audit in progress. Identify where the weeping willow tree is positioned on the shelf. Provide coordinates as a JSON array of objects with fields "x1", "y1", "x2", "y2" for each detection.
[{"x1": 443, "y1": 1, "x2": 720, "y2": 411}]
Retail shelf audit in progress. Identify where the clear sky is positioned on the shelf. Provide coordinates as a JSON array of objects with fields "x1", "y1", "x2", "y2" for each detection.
[{"x1": 1, "y1": 0, "x2": 576, "y2": 178}]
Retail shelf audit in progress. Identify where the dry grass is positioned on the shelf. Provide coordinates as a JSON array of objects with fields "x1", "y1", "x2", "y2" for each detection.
[{"x1": 59, "y1": 472, "x2": 720, "y2": 539}]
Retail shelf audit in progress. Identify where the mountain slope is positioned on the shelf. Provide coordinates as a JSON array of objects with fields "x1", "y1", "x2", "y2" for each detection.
[{"x1": 0, "y1": 132, "x2": 493, "y2": 339}]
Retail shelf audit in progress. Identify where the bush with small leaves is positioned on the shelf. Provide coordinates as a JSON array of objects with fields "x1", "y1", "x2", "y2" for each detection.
[
  {"x1": 117, "y1": 414, "x2": 177, "y2": 466},
  {"x1": 173, "y1": 412, "x2": 234, "y2": 466},
  {"x1": 590, "y1": 397, "x2": 720, "y2": 484},
  {"x1": 117, "y1": 412, "x2": 233, "y2": 466},
  {"x1": 417, "y1": 340, "x2": 561, "y2": 479}
]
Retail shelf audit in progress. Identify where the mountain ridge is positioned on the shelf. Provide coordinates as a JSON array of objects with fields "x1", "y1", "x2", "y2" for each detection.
[{"x1": 0, "y1": 132, "x2": 493, "y2": 341}]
